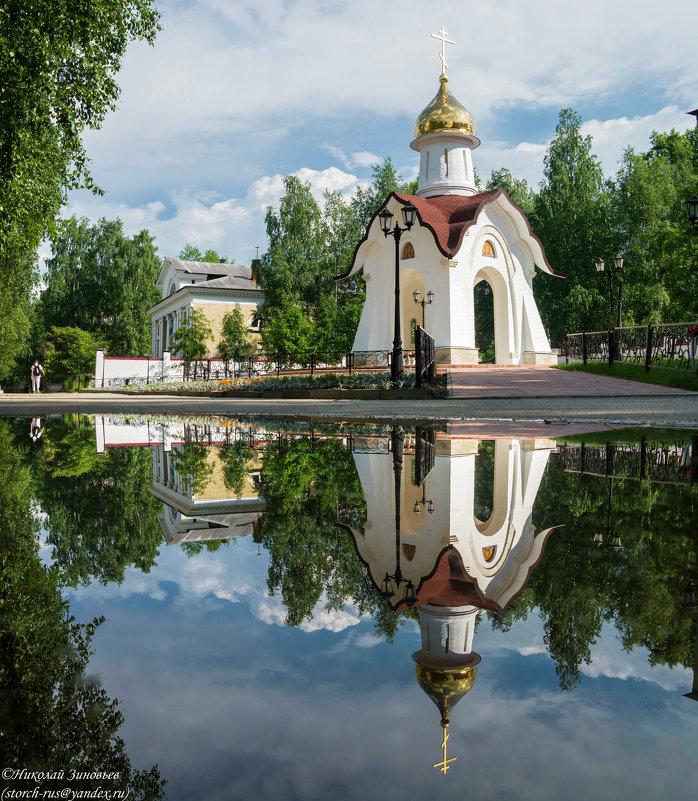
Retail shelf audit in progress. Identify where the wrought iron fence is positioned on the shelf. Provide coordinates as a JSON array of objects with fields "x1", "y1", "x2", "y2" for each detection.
[
  {"x1": 560, "y1": 437, "x2": 697, "y2": 485},
  {"x1": 566, "y1": 322, "x2": 698, "y2": 373},
  {"x1": 414, "y1": 326, "x2": 436, "y2": 387}
]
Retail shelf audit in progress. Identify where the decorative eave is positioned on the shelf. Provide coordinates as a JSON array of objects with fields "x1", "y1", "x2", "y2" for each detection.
[
  {"x1": 336, "y1": 189, "x2": 566, "y2": 280},
  {"x1": 147, "y1": 284, "x2": 264, "y2": 316}
]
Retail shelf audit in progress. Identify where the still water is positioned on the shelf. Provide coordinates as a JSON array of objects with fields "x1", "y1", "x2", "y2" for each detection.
[{"x1": 2, "y1": 415, "x2": 698, "y2": 801}]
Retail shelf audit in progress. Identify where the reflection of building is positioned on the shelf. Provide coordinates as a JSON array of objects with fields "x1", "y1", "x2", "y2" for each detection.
[
  {"x1": 95, "y1": 416, "x2": 266, "y2": 546},
  {"x1": 346, "y1": 433, "x2": 560, "y2": 768}
]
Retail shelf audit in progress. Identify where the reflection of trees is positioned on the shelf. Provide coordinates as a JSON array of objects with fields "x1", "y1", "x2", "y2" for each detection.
[
  {"x1": 489, "y1": 453, "x2": 698, "y2": 689},
  {"x1": 257, "y1": 439, "x2": 411, "y2": 639},
  {"x1": 33, "y1": 419, "x2": 162, "y2": 587},
  {"x1": 0, "y1": 420, "x2": 165, "y2": 799}
]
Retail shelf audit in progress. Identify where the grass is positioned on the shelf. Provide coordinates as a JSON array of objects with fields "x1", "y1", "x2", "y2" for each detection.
[
  {"x1": 556, "y1": 427, "x2": 698, "y2": 444},
  {"x1": 557, "y1": 360, "x2": 698, "y2": 391}
]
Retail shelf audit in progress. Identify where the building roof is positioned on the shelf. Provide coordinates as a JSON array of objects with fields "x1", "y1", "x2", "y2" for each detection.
[
  {"x1": 161, "y1": 258, "x2": 261, "y2": 291},
  {"x1": 337, "y1": 189, "x2": 565, "y2": 280}
]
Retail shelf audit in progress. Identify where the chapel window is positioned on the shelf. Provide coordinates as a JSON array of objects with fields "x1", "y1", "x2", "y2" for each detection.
[
  {"x1": 482, "y1": 240, "x2": 496, "y2": 258},
  {"x1": 401, "y1": 241, "x2": 415, "y2": 260},
  {"x1": 482, "y1": 546, "x2": 497, "y2": 563}
]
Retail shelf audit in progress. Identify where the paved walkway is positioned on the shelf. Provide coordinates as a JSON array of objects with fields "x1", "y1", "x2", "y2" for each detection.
[
  {"x1": 449, "y1": 366, "x2": 686, "y2": 398},
  {"x1": 2, "y1": 391, "x2": 698, "y2": 429}
]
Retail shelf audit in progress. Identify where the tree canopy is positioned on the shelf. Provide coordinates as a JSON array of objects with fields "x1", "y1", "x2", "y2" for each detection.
[
  {"x1": 0, "y1": 0, "x2": 161, "y2": 379},
  {"x1": 39, "y1": 217, "x2": 161, "y2": 356}
]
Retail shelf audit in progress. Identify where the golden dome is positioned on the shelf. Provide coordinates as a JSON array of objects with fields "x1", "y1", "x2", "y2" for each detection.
[
  {"x1": 414, "y1": 74, "x2": 477, "y2": 139},
  {"x1": 415, "y1": 664, "x2": 478, "y2": 726}
]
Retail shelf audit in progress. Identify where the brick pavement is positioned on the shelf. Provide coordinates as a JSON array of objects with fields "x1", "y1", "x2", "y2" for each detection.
[{"x1": 448, "y1": 366, "x2": 687, "y2": 398}]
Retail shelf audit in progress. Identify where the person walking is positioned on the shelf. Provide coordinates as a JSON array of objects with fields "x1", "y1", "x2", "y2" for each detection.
[{"x1": 30, "y1": 359, "x2": 45, "y2": 393}]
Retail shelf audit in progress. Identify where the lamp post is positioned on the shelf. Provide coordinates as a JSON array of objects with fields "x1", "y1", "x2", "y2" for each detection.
[
  {"x1": 594, "y1": 254, "x2": 624, "y2": 328},
  {"x1": 379, "y1": 202, "x2": 418, "y2": 381},
  {"x1": 684, "y1": 196, "x2": 698, "y2": 229},
  {"x1": 380, "y1": 429, "x2": 418, "y2": 607},
  {"x1": 413, "y1": 289, "x2": 434, "y2": 329}
]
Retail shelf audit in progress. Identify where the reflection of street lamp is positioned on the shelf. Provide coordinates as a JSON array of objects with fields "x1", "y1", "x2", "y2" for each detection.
[
  {"x1": 380, "y1": 429, "x2": 419, "y2": 607},
  {"x1": 379, "y1": 202, "x2": 418, "y2": 381},
  {"x1": 413, "y1": 289, "x2": 434, "y2": 328},
  {"x1": 684, "y1": 197, "x2": 698, "y2": 229},
  {"x1": 594, "y1": 254, "x2": 624, "y2": 328}
]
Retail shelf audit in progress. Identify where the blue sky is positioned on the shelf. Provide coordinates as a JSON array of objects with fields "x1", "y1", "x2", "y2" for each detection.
[{"x1": 58, "y1": 0, "x2": 698, "y2": 267}]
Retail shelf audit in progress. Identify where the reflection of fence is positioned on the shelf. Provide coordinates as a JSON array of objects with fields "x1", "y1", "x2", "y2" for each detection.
[
  {"x1": 177, "y1": 423, "x2": 434, "y2": 457},
  {"x1": 566, "y1": 322, "x2": 698, "y2": 372},
  {"x1": 560, "y1": 437, "x2": 698, "y2": 485}
]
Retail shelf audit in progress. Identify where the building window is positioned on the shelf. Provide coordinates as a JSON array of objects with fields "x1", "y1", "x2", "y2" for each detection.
[
  {"x1": 401, "y1": 241, "x2": 415, "y2": 260},
  {"x1": 482, "y1": 546, "x2": 497, "y2": 563},
  {"x1": 410, "y1": 318, "x2": 417, "y2": 344},
  {"x1": 482, "y1": 240, "x2": 496, "y2": 257},
  {"x1": 169, "y1": 281, "x2": 177, "y2": 295}
]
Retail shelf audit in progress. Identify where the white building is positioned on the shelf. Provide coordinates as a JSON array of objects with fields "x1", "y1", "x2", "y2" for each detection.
[
  {"x1": 339, "y1": 69, "x2": 563, "y2": 366},
  {"x1": 148, "y1": 258, "x2": 264, "y2": 358}
]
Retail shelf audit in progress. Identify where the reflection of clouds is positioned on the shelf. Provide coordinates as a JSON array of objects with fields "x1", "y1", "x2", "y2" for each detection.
[
  {"x1": 76, "y1": 591, "x2": 698, "y2": 801},
  {"x1": 71, "y1": 539, "x2": 363, "y2": 636},
  {"x1": 582, "y1": 623, "x2": 691, "y2": 692}
]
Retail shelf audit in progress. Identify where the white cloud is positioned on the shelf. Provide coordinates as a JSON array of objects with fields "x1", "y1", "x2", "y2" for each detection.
[{"x1": 66, "y1": 165, "x2": 361, "y2": 263}]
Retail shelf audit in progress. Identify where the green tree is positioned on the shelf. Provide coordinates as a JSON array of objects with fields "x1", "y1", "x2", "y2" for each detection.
[
  {"x1": 609, "y1": 130, "x2": 698, "y2": 325},
  {"x1": 170, "y1": 308, "x2": 213, "y2": 361},
  {"x1": 0, "y1": 0, "x2": 161, "y2": 379},
  {"x1": 260, "y1": 297, "x2": 314, "y2": 356},
  {"x1": 32, "y1": 427, "x2": 163, "y2": 588},
  {"x1": 40, "y1": 217, "x2": 161, "y2": 355},
  {"x1": 218, "y1": 304, "x2": 252, "y2": 359},
  {"x1": 486, "y1": 167, "x2": 536, "y2": 216},
  {"x1": 178, "y1": 244, "x2": 231, "y2": 263},
  {"x1": 43, "y1": 326, "x2": 101, "y2": 388},
  {"x1": 532, "y1": 109, "x2": 611, "y2": 343},
  {"x1": 0, "y1": 419, "x2": 165, "y2": 797}
]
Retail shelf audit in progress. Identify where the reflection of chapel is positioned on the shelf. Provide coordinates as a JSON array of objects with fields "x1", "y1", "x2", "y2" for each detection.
[
  {"x1": 346, "y1": 432, "x2": 560, "y2": 758},
  {"x1": 339, "y1": 38, "x2": 562, "y2": 366}
]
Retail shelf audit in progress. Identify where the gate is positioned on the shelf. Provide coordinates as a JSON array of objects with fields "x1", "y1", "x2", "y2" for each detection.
[{"x1": 415, "y1": 326, "x2": 436, "y2": 387}]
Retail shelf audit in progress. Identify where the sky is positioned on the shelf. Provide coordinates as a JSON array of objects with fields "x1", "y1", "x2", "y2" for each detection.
[
  {"x1": 64, "y1": 538, "x2": 698, "y2": 801},
  {"x1": 58, "y1": 0, "x2": 698, "y2": 267}
]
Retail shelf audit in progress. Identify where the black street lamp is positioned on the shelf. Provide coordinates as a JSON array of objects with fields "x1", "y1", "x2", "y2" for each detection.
[
  {"x1": 594, "y1": 254, "x2": 624, "y2": 328},
  {"x1": 413, "y1": 289, "x2": 434, "y2": 329},
  {"x1": 379, "y1": 201, "x2": 418, "y2": 381},
  {"x1": 684, "y1": 197, "x2": 698, "y2": 228}
]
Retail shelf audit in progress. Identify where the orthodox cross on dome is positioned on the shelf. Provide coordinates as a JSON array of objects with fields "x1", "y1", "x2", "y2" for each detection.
[
  {"x1": 431, "y1": 26, "x2": 455, "y2": 75},
  {"x1": 433, "y1": 726, "x2": 457, "y2": 774}
]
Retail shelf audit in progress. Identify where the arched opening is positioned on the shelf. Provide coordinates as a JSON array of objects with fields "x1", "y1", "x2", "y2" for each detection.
[
  {"x1": 474, "y1": 278, "x2": 495, "y2": 363},
  {"x1": 473, "y1": 265, "x2": 513, "y2": 365}
]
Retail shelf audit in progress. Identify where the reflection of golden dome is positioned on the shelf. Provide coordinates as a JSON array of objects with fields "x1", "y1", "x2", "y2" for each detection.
[
  {"x1": 414, "y1": 664, "x2": 478, "y2": 725},
  {"x1": 414, "y1": 75, "x2": 477, "y2": 139}
]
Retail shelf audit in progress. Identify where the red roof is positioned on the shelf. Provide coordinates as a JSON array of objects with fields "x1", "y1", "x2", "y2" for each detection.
[
  {"x1": 336, "y1": 188, "x2": 563, "y2": 279},
  {"x1": 394, "y1": 189, "x2": 502, "y2": 258}
]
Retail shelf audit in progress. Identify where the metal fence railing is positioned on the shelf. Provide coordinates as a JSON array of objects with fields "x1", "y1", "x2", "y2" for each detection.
[{"x1": 566, "y1": 322, "x2": 698, "y2": 373}]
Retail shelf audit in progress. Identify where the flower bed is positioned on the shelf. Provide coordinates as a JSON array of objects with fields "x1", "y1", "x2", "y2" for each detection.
[{"x1": 89, "y1": 371, "x2": 446, "y2": 394}]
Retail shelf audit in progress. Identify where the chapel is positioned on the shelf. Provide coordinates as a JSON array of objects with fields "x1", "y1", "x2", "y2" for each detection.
[{"x1": 339, "y1": 34, "x2": 562, "y2": 366}]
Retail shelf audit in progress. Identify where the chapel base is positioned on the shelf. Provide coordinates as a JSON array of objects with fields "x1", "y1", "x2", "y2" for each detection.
[
  {"x1": 522, "y1": 351, "x2": 558, "y2": 366},
  {"x1": 436, "y1": 347, "x2": 479, "y2": 366}
]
